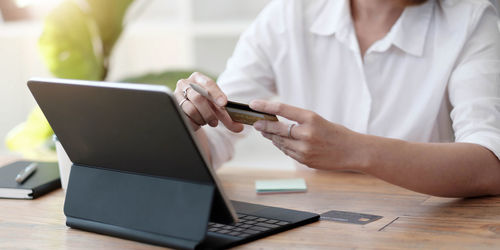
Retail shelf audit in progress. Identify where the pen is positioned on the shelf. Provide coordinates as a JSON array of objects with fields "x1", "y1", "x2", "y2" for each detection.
[
  {"x1": 15, "y1": 163, "x2": 37, "y2": 184},
  {"x1": 189, "y1": 83, "x2": 220, "y2": 106}
]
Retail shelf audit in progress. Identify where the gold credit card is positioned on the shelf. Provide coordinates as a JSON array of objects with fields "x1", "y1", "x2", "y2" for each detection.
[{"x1": 225, "y1": 101, "x2": 278, "y2": 125}]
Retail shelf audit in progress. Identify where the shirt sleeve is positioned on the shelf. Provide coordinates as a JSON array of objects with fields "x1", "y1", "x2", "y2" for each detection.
[
  {"x1": 448, "y1": 5, "x2": 500, "y2": 160},
  {"x1": 204, "y1": 0, "x2": 287, "y2": 169}
]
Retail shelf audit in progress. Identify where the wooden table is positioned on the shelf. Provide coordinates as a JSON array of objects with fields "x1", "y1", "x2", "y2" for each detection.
[{"x1": 1, "y1": 157, "x2": 500, "y2": 249}]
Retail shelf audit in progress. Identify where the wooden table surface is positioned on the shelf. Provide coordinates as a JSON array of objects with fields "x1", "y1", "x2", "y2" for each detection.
[{"x1": 1, "y1": 157, "x2": 500, "y2": 249}]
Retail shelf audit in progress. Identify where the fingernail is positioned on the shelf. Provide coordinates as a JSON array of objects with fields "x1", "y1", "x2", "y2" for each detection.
[
  {"x1": 217, "y1": 97, "x2": 225, "y2": 106},
  {"x1": 253, "y1": 121, "x2": 263, "y2": 130}
]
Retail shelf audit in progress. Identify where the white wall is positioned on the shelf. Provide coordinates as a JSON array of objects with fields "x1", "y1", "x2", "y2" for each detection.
[{"x1": 0, "y1": 22, "x2": 51, "y2": 156}]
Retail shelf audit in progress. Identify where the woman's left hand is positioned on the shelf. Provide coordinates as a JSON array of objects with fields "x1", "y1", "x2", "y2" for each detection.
[{"x1": 250, "y1": 100, "x2": 369, "y2": 171}]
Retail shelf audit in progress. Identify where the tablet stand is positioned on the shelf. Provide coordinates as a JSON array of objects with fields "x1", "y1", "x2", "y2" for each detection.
[{"x1": 64, "y1": 164, "x2": 215, "y2": 250}]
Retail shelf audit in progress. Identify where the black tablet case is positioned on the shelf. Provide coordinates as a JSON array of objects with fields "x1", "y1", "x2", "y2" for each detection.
[
  {"x1": 28, "y1": 79, "x2": 235, "y2": 249},
  {"x1": 65, "y1": 164, "x2": 214, "y2": 249}
]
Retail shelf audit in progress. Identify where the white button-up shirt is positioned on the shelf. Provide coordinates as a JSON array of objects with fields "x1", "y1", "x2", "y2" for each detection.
[{"x1": 205, "y1": 0, "x2": 500, "y2": 168}]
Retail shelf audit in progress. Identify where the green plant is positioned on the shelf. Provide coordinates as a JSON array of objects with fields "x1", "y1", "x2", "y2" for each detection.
[{"x1": 5, "y1": 0, "x2": 205, "y2": 160}]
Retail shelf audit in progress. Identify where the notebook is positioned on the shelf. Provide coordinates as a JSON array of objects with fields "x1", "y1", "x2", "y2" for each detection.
[
  {"x1": 255, "y1": 178, "x2": 307, "y2": 194},
  {"x1": 0, "y1": 161, "x2": 61, "y2": 199}
]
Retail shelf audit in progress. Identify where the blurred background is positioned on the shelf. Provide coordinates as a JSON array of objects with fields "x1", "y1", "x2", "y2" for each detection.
[
  {"x1": 0, "y1": 0, "x2": 499, "y2": 169},
  {"x1": 0, "y1": 0, "x2": 297, "y2": 169}
]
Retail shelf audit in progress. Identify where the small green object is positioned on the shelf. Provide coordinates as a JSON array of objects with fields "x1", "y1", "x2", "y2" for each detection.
[
  {"x1": 255, "y1": 178, "x2": 307, "y2": 194},
  {"x1": 86, "y1": 0, "x2": 134, "y2": 58},
  {"x1": 5, "y1": 107, "x2": 56, "y2": 161},
  {"x1": 38, "y1": 0, "x2": 104, "y2": 80}
]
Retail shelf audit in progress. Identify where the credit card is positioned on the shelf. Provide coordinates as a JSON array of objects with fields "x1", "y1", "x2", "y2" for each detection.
[
  {"x1": 225, "y1": 101, "x2": 278, "y2": 125},
  {"x1": 320, "y1": 210, "x2": 383, "y2": 225}
]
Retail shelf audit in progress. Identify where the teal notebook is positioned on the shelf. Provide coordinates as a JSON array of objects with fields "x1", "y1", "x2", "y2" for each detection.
[{"x1": 255, "y1": 178, "x2": 307, "y2": 194}]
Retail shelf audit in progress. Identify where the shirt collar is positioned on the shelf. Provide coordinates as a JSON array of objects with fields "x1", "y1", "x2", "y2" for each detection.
[
  {"x1": 309, "y1": 0, "x2": 435, "y2": 57},
  {"x1": 309, "y1": 0, "x2": 351, "y2": 37},
  {"x1": 390, "y1": 0, "x2": 434, "y2": 56}
]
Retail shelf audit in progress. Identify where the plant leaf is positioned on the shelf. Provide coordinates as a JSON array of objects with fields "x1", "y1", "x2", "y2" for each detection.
[
  {"x1": 86, "y1": 0, "x2": 134, "y2": 58},
  {"x1": 120, "y1": 70, "x2": 215, "y2": 91},
  {"x1": 38, "y1": 0, "x2": 104, "y2": 80},
  {"x1": 5, "y1": 107, "x2": 54, "y2": 153}
]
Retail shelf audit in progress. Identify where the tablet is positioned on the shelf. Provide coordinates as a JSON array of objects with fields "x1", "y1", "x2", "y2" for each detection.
[
  {"x1": 27, "y1": 78, "x2": 237, "y2": 224},
  {"x1": 28, "y1": 78, "x2": 319, "y2": 249}
]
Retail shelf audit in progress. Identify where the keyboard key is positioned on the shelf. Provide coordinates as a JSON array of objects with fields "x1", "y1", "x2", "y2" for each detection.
[
  {"x1": 229, "y1": 232, "x2": 241, "y2": 236},
  {"x1": 243, "y1": 229, "x2": 259, "y2": 235},
  {"x1": 255, "y1": 222, "x2": 279, "y2": 229},
  {"x1": 276, "y1": 221, "x2": 290, "y2": 226},
  {"x1": 209, "y1": 214, "x2": 288, "y2": 239},
  {"x1": 249, "y1": 226, "x2": 268, "y2": 232}
]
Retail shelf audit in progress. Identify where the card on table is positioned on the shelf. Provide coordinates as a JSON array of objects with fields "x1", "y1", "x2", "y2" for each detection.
[
  {"x1": 225, "y1": 101, "x2": 278, "y2": 125},
  {"x1": 255, "y1": 178, "x2": 307, "y2": 194},
  {"x1": 320, "y1": 210, "x2": 383, "y2": 225}
]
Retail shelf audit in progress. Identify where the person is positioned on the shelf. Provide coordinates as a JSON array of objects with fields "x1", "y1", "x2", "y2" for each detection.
[{"x1": 174, "y1": 0, "x2": 500, "y2": 197}]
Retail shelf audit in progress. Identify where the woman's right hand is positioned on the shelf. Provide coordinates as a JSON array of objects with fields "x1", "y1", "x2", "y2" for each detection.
[{"x1": 174, "y1": 72, "x2": 244, "y2": 133}]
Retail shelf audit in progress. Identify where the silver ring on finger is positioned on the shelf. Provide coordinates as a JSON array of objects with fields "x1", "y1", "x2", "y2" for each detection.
[
  {"x1": 288, "y1": 123, "x2": 296, "y2": 139},
  {"x1": 183, "y1": 86, "x2": 192, "y2": 99},
  {"x1": 179, "y1": 98, "x2": 189, "y2": 108}
]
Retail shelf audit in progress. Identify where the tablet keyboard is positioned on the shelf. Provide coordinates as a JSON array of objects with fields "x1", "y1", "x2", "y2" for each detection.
[{"x1": 208, "y1": 213, "x2": 290, "y2": 238}]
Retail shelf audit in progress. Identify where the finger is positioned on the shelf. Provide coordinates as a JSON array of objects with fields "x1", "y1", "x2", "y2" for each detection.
[
  {"x1": 272, "y1": 140, "x2": 304, "y2": 162},
  {"x1": 189, "y1": 72, "x2": 227, "y2": 107},
  {"x1": 261, "y1": 132, "x2": 301, "y2": 152},
  {"x1": 281, "y1": 147, "x2": 304, "y2": 163},
  {"x1": 174, "y1": 79, "x2": 189, "y2": 101},
  {"x1": 186, "y1": 87, "x2": 219, "y2": 127},
  {"x1": 183, "y1": 101, "x2": 206, "y2": 126},
  {"x1": 254, "y1": 120, "x2": 304, "y2": 140},
  {"x1": 187, "y1": 118, "x2": 201, "y2": 131},
  {"x1": 263, "y1": 133, "x2": 304, "y2": 162},
  {"x1": 253, "y1": 120, "x2": 287, "y2": 136},
  {"x1": 249, "y1": 100, "x2": 311, "y2": 124},
  {"x1": 211, "y1": 102, "x2": 244, "y2": 132},
  {"x1": 174, "y1": 90, "x2": 205, "y2": 126}
]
